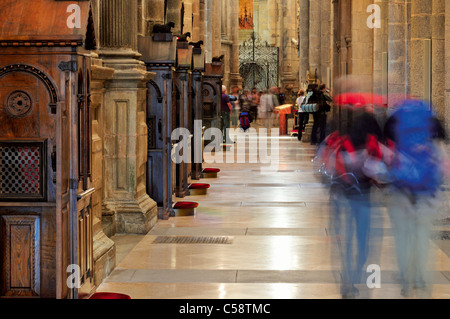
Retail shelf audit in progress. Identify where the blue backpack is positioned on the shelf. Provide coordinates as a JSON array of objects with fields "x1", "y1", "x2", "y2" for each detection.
[
  {"x1": 389, "y1": 100, "x2": 442, "y2": 194},
  {"x1": 240, "y1": 112, "x2": 251, "y2": 131}
]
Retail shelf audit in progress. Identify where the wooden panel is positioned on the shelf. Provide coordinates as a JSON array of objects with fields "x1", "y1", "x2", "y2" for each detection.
[
  {"x1": 10, "y1": 225, "x2": 32, "y2": 288},
  {"x1": 76, "y1": 194, "x2": 94, "y2": 298},
  {"x1": 1, "y1": 215, "x2": 40, "y2": 297}
]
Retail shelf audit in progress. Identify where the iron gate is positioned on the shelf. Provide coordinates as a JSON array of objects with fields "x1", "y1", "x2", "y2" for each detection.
[{"x1": 239, "y1": 32, "x2": 279, "y2": 91}]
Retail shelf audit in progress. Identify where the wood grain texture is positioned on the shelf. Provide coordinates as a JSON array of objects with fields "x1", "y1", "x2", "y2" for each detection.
[{"x1": 1, "y1": 215, "x2": 40, "y2": 297}]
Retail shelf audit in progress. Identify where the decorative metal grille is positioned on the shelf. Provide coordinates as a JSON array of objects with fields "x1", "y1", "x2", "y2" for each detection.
[
  {"x1": 239, "y1": 32, "x2": 279, "y2": 91},
  {"x1": 152, "y1": 236, "x2": 233, "y2": 245},
  {"x1": 0, "y1": 141, "x2": 45, "y2": 200},
  {"x1": 147, "y1": 116, "x2": 156, "y2": 150}
]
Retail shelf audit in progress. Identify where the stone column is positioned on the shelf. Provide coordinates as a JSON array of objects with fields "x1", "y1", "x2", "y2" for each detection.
[
  {"x1": 351, "y1": 0, "x2": 374, "y2": 90},
  {"x1": 279, "y1": 0, "x2": 298, "y2": 99},
  {"x1": 267, "y1": 0, "x2": 278, "y2": 47},
  {"x1": 89, "y1": 57, "x2": 116, "y2": 286},
  {"x1": 309, "y1": 0, "x2": 322, "y2": 82},
  {"x1": 432, "y1": 0, "x2": 445, "y2": 120},
  {"x1": 183, "y1": 0, "x2": 194, "y2": 35},
  {"x1": 229, "y1": 0, "x2": 243, "y2": 89},
  {"x1": 205, "y1": 0, "x2": 213, "y2": 62},
  {"x1": 373, "y1": 0, "x2": 389, "y2": 98},
  {"x1": 199, "y1": 0, "x2": 205, "y2": 42},
  {"x1": 192, "y1": 0, "x2": 201, "y2": 42},
  {"x1": 388, "y1": 0, "x2": 410, "y2": 108},
  {"x1": 320, "y1": 0, "x2": 331, "y2": 89},
  {"x1": 410, "y1": 0, "x2": 432, "y2": 99},
  {"x1": 99, "y1": 0, "x2": 158, "y2": 234},
  {"x1": 166, "y1": 0, "x2": 182, "y2": 35},
  {"x1": 221, "y1": 0, "x2": 228, "y2": 39},
  {"x1": 445, "y1": 0, "x2": 450, "y2": 135},
  {"x1": 212, "y1": 0, "x2": 222, "y2": 59},
  {"x1": 299, "y1": 0, "x2": 309, "y2": 88},
  {"x1": 144, "y1": 0, "x2": 166, "y2": 36}
]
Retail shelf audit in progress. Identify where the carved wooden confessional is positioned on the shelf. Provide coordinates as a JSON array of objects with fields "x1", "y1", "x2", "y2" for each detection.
[{"x1": 0, "y1": 0, "x2": 96, "y2": 299}]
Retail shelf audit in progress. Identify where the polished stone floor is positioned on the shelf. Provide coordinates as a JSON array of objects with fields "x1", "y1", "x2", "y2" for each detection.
[{"x1": 97, "y1": 128, "x2": 450, "y2": 299}]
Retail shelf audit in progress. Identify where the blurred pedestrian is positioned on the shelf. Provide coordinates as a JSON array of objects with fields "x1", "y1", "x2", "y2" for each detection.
[
  {"x1": 384, "y1": 99, "x2": 447, "y2": 298},
  {"x1": 310, "y1": 84, "x2": 332, "y2": 145},
  {"x1": 323, "y1": 106, "x2": 384, "y2": 299},
  {"x1": 260, "y1": 89, "x2": 275, "y2": 130},
  {"x1": 230, "y1": 86, "x2": 240, "y2": 128},
  {"x1": 296, "y1": 89, "x2": 307, "y2": 141},
  {"x1": 220, "y1": 85, "x2": 233, "y2": 143}
]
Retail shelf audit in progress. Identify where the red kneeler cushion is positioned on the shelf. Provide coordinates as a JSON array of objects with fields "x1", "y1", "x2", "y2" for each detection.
[
  {"x1": 189, "y1": 183, "x2": 211, "y2": 189},
  {"x1": 173, "y1": 202, "x2": 199, "y2": 209},
  {"x1": 202, "y1": 168, "x2": 220, "y2": 173},
  {"x1": 89, "y1": 292, "x2": 131, "y2": 299}
]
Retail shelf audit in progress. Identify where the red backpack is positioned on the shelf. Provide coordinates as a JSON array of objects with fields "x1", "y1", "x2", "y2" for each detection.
[{"x1": 316, "y1": 131, "x2": 385, "y2": 193}]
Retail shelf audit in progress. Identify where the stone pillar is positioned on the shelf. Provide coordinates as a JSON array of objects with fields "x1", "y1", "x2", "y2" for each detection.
[
  {"x1": 445, "y1": 0, "x2": 450, "y2": 135},
  {"x1": 351, "y1": 0, "x2": 374, "y2": 90},
  {"x1": 166, "y1": 0, "x2": 182, "y2": 35},
  {"x1": 221, "y1": 0, "x2": 228, "y2": 39},
  {"x1": 99, "y1": 0, "x2": 158, "y2": 234},
  {"x1": 267, "y1": 0, "x2": 278, "y2": 47},
  {"x1": 373, "y1": 0, "x2": 388, "y2": 98},
  {"x1": 410, "y1": 0, "x2": 432, "y2": 99},
  {"x1": 309, "y1": 0, "x2": 322, "y2": 82},
  {"x1": 89, "y1": 57, "x2": 116, "y2": 286},
  {"x1": 192, "y1": 0, "x2": 201, "y2": 42},
  {"x1": 432, "y1": 0, "x2": 445, "y2": 120},
  {"x1": 212, "y1": 0, "x2": 222, "y2": 59},
  {"x1": 144, "y1": 0, "x2": 166, "y2": 36},
  {"x1": 320, "y1": 0, "x2": 331, "y2": 89},
  {"x1": 184, "y1": 0, "x2": 194, "y2": 36},
  {"x1": 279, "y1": 0, "x2": 298, "y2": 98},
  {"x1": 205, "y1": 0, "x2": 213, "y2": 62},
  {"x1": 388, "y1": 0, "x2": 411, "y2": 108},
  {"x1": 299, "y1": 0, "x2": 309, "y2": 88},
  {"x1": 199, "y1": 0, "x2": 205, "y2": 42},
  {"x1": 99, "y1": 0, "x2": 138, "y2": 51},
  {"x1": 229, "y1": 0, "x2": 243, "y2": 89}
]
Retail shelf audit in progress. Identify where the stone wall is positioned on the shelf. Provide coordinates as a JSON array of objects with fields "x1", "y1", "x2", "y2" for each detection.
[{"x1": 300, "y1": 0, "x2": 449, "y2": 136}]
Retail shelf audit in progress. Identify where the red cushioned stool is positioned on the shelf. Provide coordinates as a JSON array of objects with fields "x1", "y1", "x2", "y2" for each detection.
[
  {"x1": 173, "y1": 201, "x2": 199, "y2": 217},
  {"x1": 188, "y1": 183, "x2": 210, "y2": 195},
  {"x1": 89, "y1": 292, "x2": 131, "y2": 299},
  {"x1": 202, "y1": 168, "x2": 220, "y2": 178}
]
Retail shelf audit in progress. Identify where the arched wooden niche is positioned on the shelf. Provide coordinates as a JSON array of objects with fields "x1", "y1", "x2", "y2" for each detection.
[{"x1": 0, "y1": 64, "x2": 59, "y2": 114}]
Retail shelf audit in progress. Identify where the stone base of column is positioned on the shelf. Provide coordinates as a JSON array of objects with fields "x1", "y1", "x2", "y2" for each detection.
[
  {"x1": 103, "y1": 195, "x2": 158, "y2": 235},
  {"x1": 93, "y1": 231, "x2": 116, "y2": 287}
]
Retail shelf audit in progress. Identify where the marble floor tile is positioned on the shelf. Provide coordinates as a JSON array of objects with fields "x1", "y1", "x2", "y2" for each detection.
[{"x1": 100, "y1": 136, "x2": 450, "y2": 300}]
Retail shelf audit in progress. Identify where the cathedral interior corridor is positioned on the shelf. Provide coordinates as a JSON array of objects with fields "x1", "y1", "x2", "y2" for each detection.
[{"x1": 0, "y1": 0, "x2": 450, "y2": 307}]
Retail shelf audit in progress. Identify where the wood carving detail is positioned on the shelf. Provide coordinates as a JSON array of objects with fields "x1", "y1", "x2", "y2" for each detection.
[
  {"x1": 6, "y1": 91, "x2": 32, "y2": 118},
  {"x1": 1, "y1": 215, "x2": 40, "y2": 297},
  {"x1": 0, "y1": 64, "x2": 59, "y2": 114}
]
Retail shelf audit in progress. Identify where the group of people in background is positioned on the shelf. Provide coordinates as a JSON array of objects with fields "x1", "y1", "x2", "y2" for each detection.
[
  {"x1": 221, "y1": 85, "x2": 287, "y2": 141},
  {"x1": 296, "y1": 83, "x2": 333, "y2": 145}
]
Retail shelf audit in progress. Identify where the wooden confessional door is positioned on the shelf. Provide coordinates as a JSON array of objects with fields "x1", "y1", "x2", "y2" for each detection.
[
  {"x1": 0, "y1": 64, "x2": 56, "y2": 298},
  {"x1": 73, "y1": 64, "x2": 94, "y2": 298}
]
